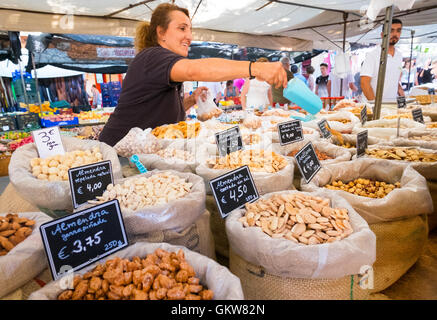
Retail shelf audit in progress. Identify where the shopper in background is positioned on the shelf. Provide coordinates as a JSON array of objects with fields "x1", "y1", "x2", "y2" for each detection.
[
  {"x1": 417, "y1": 58, "x2": 435, "y2": 85},
  {"x1": 272, "y1": 56, "x2": 293, "y2": 105},
  {"x1": 328, "y1": 72, "x2": 357, "y2": 99},
  {"x1": 223, "y1": 80, "x2": 240, "y2": 100},
  {"x1": 241, "y1": 57, "x2": 273, "y2": 110},
  {"x1": 315, "y1": 63, "x2": 330, "y2": 98},
  {"x1": 401, "y1": 58, "x2": 417, "y2": 92},
  {"x1": 291, "y1": 64, "x2": 308, "y2": 85},
  {"x1": 306, "y1": 65, "x2": 316, "y2": 93},
  {"x1": 353, "y1": 69, "x2": 362, "y2": 98},
  {"x1": 197, "y1": 81, "x2": 223, "y2": 105},
  {"x1": 361, "y1": 18, "x2": 405, "y2": 101},
  {"x1": 91, "y1": 84, "x2": 101, "y2": 108},
  {"x1": 99, "y1": 3, "x2": 287, "y2": 146}
]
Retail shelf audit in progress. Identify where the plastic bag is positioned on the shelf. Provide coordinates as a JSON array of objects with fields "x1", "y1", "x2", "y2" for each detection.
[
  {"x1": 301, "y1": 158, "x2": 433, "y2": 224},
  {"x1": 242, "y1": 113, "x2": 262, "y2": 130},
  {"x1": 226, "y1": 189, "x2": 376, "y2": 279},
  {"x1": 28, "y1": 242, "x2": 244, "y2": 300},
  {"x1": 8, "y1": 136, "x2": 123, "y2": 211},
  {"x1": 196, "y1": 90, "x2": 223, "y2": 121},
  {"x1": 114, "y1": 127, "x2": 161, "y2": 158},
  {"x1": 0, "y1": 211, "x2": 52, "y2": 298}
]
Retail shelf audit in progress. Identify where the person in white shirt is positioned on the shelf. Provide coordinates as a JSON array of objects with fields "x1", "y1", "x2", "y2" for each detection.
[
  {"x1": 360, "y1": 18, "x2": 405, "y2": 101},
  {"x1": 241, "y1": 57, "x2": 273, "y2": 110},
  {"x1": 328, "y1": 72, "x2": 357, "y2": 98},
  {"x1": 306, "y1": 65, "x2": 316, "y2": 93},
  {"x1": 197, "y1": 81, "x2": 223, "y2": 104}
]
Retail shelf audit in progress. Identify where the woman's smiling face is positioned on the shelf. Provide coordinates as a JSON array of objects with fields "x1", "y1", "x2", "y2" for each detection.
[{"x1": 157, "y1": 10, "x2": 192, "y2": 57}]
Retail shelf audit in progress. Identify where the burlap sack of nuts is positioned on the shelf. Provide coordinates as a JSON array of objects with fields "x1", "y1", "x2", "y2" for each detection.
[
  {"x1": 356, "y1": 145, "x2": 437, "y2": 180},
  {"x1": 392, "y1": 130, "x2": 437, "y2": 150},
  {"x1": 8, "y1": 136, "x2": 123, "y2": 211},
  {"x1": 352, "y1": 118, "x2": 426, "y2": 141},
  {"x1": 28, "y1": 242, "x2": 244, "y2": 300},
  {"x1": 113, "y1": 127, "x2": 161, "y2": 158},
  {"x1": 272, "y1": 139, "x2": 352, "y2": 176},
  {"x1": 262, "y1": 125, "x2": 320, "y2": 144},
  {"x1": 330, "y1": 133, "x2": 383, "y2": 156},
  {"x1": 304, "y1": 111, "x2": 361, "y2": 134},
  {"x1": 195, "y1": 150, "x2": 294, "y2": 195},
  {"x1": 0, "y1": 211, "x2": 52, "y2": 298},
  {"x1": 301, "y1": 158, "x2": 433, "y2": 224},
  {"x1": 78, "y1": 170, "x2": 206, "y2": 236},
  {"x1": 226, "y1": 190, "x2": 376, "y2": 300}
]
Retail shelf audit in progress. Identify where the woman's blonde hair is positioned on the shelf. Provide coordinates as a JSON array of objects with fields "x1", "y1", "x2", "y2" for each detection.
[{"x1": 134, "y1": 3, "x2": 190, "y2": 53}]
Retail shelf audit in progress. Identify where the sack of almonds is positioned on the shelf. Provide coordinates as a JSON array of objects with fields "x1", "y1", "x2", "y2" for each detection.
[
  {"x1": 272, "y1": 139, "x2": 352, "y2": 176},
  {"x1": 0, "y1": 211, "x2": 52, "y2": 298},
  {"x1": 304, "y1": 111, "x2": 361, "y2": 134},
  {"x1": 82, "y1": 170, "x2": 206, "y2": 236},
  {"x1": 8, "y1": 136, "x2": 123, "y2": 212},
  {"x1": 329, "y1": 133, "x2": 383, "y2": 156},
  {"x1": 352, "y1": 118, "x2": 426, "y2": 141},
  {"x1": 226, "y1": 190, "x2": 376, "y2": 300},
  {"x1": 28, "y1": 242, "x2": 244, "y2": 300},
  {"x1": 195, "y1": 149, "x2": 294, "y2": 195},
  {"x1": 113, "y1": 127, "x2": 161, "y2": 158},
  {"x1": 262, "y1": 124, "x2": 320, "y2": 144},
  {"x1": 356, "y1": 145, "x2": 437, "y2": 180},
  {"x1": 391, "y1": 130, "x2": 437, "y2": 151},
  {"x1": 301, "y1": 158, "x2": 432, "y2": 292},
  {"x1": 301, "y1": 158, "x2": 433, "y2": 223}
]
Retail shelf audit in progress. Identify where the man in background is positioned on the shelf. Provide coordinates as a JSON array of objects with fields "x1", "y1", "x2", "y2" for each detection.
[
  {"x1": 361, "y1": 18, "x2": 405, "y2": 101},
  {"x1": 291, "y1": 64, "x2": 308, "y2": 85},
  {"x1": 315, "y1": 63, "x2": 330, "y2": 98},
  {"x1": 272, "y1": 56, "x2": 294, "y2": 105}
]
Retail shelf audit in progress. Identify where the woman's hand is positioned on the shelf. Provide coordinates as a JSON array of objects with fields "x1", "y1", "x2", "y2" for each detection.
[
  {"x1": 253, "y1": 61, "x2": 288, "y2": 89},
  {"x1": 192, "y1": 86, "x2": 209, "y2": 102}
]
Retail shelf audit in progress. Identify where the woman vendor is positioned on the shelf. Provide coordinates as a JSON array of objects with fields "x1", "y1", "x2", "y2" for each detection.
[{"x1": 99, "y1": 3, "x2": 287, "y2": 147}]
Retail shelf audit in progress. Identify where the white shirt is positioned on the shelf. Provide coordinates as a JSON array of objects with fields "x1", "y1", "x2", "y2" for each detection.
[
  {"x1": 307, "y1": 74, "x2": 315, "y2": 93},
  {"x1": 245, "y1": 78, "x2": 271, "y2": 108},
  {"x1": 329, "y1": 72, "x2": 354, "y2": 98},
  {"x1": 360, "y1": 47, "x2": 403, "y2": 101},
  {"x1": 198, "y1": 81, "x2": 223, "y2": 100}
]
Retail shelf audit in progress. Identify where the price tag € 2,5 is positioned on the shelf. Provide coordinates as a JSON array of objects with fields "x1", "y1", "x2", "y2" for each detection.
[{"x1": 32, "y1": 126, "x2": 65, "y2": 159}]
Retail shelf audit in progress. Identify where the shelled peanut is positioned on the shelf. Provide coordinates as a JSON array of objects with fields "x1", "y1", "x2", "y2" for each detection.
[
  {"x1": 30, "y1": 147, "x2": 103, "y2": 181},
  {"x1": 287, "y1": 148, "x2": 333, "y2": 160},
  {"x1": 207, "y1": 149, "x2": 287, "y2": 173},
  {"x1": 325, "y1": 179, "x2": 401, "y2": 198},
  {"x1": 57, "y1": 248, "x2": 213, "y2": 300},
  {"x1": 239, "y1": 193, "x2": 353, "y2": 245},
  {"x1": 366, "y1": 147, "x2": 437, "y2": 162},
  {"x1": 89, "y1": 172, "x2": 192, "y2": 211},
  {"x1": 0, "y1": 214, "x2": 35, "y2": 256}
]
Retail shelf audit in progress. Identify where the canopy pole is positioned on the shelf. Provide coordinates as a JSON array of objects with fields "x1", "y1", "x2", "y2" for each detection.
[
  {"x1": 407, "y1": 29, "x2": 415, "y2": 94},
  {"x1": 373, "y1": 5, "x2": 394, "y2": 120},
  {"x1": 340, "y1": 12, "x2": 348, "y2": 97},
  {"x1": 31, "y1": 52, "x2": 43, "y2": 113},
  {"x1": 17, "y1": 59, "x2": 29, "y2": 108},
  {"x1": 0, "y1": 76, "x2": 11, "y2": 110}
]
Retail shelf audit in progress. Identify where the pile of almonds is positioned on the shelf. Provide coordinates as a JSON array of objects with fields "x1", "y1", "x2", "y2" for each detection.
[
  {"x1": 325, "y1": 179, "x2": 401, "y2": 198},
  {"x1": 89, "y1": 172, "x2": 192, "y2": 211},
  {"x1": 409, "y1": 135, "x2": 437, "y2": 141},
  {"x1": 155, "y1": 148, "x2": 195, "y2": 162},
  {"x1": 427, "y1": 122, "x2": 437, "y2": 129},
  {"x1": 288, "y1": 148, "x2": 333, "y2": 161},
  {"x1": 57, "y1": 248, "x2": 213, "y2": 300},
  {"x1": 0, "y1": 214, "x2": 35, "y2": 256},
  {"x1": 239, "y1": 193, "x2": 353, "y2": 245},
  {"x1": 366, "y1": 147, "x2": 437, "y2": 162}
]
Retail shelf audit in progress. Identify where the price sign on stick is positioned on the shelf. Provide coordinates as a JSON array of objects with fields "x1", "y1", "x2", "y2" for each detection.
[
  {"x1": 412, "y1": 108, "x2": 424, "y2": 124},
  {"x1": 356, "y1": 130, "x2": 368, "y2": 158},
  {"x1": 68, "y1": 160, "x2": 114, "y2": 208},
  {"x1": 210, "y1": 166, "x2": 259, "y2": 218},
  {"x1": 397, "y1": 96, "x2": 407, "y2": 109},
  {"x1": 32, "y1": 126, "x2": 65, "y2": 158},
  {"x1": 317, "y1": 119, "x2": 332, "y2": 139},
  {"x1": 215, "y1": 126, "x2": 244, "y2": 157},
  {"x1": 277, "y1": 120, "x2": 304, "y2": 146},
  {"x1": 294, "y1": 142, "x2": 322, "y2": 184},
  {"x1": 360, "y1": 105, "x2": 367, "y2": 126},
  {"x1": 40, "y1": 199, "x2": 129, "y2": 280}
]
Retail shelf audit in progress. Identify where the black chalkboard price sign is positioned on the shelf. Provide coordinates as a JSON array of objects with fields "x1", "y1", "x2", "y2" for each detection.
[
  {"x1": 397, "y1": 96, "x2": 407, "y2": 109},
  {"x1": 209, "y1": 165, "x2": 259, "y2": 218},
  {"x1": 356, "y1": 130, "x2": 368, "y2": 158},
  {"x1": 294, "y1": 142, "x2": 322, "y2": 184},
  {"x1": 412, "y1": 108, "x2": 424, "y2": 124},
  {"x1": 215, "y1": 126, "x2": 244, "y2": 157},
  {"x1": 360, "y1": 105, "x2": 367, "y2": 126},
  {"x1": 40, "y1": 199, "x2": 129, "y2": 280},
  {"x1": 277, "y1": 119, "x2": 304, "y2": 146},
  {"x1": 317, "y1": 119, "x2": 332, "y2": 139},
  {"x1": 68, "y1": 160, "x2": 114, "y2": 209}
]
